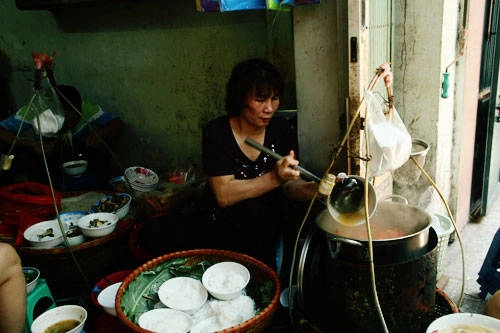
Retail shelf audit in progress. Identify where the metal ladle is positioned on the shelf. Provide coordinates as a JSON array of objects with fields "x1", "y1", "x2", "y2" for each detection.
[
  {"x1": 244, "y1": 137, "x2": 377, "y2": 225},
  {"x1": 244, "y1": 137, "x2": 321, "y2": 182}
]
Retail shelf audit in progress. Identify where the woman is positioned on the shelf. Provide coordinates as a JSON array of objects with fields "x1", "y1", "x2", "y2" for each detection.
[{"x1": 202, "y1": 58, "x2": 318, "y2": 269}]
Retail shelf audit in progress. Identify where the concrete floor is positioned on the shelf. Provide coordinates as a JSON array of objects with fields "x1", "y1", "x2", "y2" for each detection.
[{"x1": 437, "y1": 193, "x2": 500, "y2": 314}]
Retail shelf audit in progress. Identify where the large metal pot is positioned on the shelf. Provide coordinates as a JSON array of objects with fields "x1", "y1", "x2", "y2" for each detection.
[
  {"x1": 295, "y1": 226, "x2": 438, "y2": 333},
  {"x1": 316, "y1": 200, "x2": 432, "y2": 264}
]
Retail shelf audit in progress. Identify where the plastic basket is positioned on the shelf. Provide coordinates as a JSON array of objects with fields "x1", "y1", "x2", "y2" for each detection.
[{"x1": 432, "y1": 214, "x2": 455, "y2": 279}]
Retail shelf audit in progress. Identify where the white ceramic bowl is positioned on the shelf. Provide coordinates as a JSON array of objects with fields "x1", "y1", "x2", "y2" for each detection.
[
  {"x1": 24, "y1": 267, "x2": 40, "y2": 295},
  {"x1": 23, "y1": 220, "x2": 68, "y2": 249},
  {"x1": 31, "y1": 305, "x2": 87, "y2": 333},
  {"x1": 62, "y1": 160, "x2": 88, "y2": 177},
  {"x1": 426, "y1": 313, "x2": 500, "y2": 332},
  {"x1": 90, "y1": 193, "x2": 132, "y2": 220},
  {"x1": 97, "y1": 282, "x2": 122, "y2": 316},
  {"x1": 65, "y1": 228, "x2": 86, "y2": 246},
  {"x1": 158, "y1": 277, "x2": 208, "y2": 313},
  {"x1": 138, "y1": 308, "x2": 192, "y2": 333},
  {"x1": 202, "y1": 261, "x2": 250, "y2": 300},
  {"x1": 58, "y1": 211, "x2": 88, "y2": 229},
  {"x1": 57, "y1": 211, "x2": 88, "y2": 246},
  {"x1": 77, "y1": 212, "x2": 119, "y2": 238}
]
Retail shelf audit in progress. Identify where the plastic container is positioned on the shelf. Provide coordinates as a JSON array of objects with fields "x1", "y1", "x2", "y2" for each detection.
[
  {"x1": 431, "y1": 214, "x2": 454, "y2": 279},
  {"x1": 394, "y1": 138, "x2": 430, "y2": 185}
]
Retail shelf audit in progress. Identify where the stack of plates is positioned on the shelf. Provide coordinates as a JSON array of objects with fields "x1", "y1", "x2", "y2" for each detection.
[{"x1": 124, "y1": 166, "x2": 159, "y2": 192}]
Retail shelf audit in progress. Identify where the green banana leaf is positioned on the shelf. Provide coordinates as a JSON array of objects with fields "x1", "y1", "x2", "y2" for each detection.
[{"x1": 119, "y1": 257, "x2": 275, "y2": 325}]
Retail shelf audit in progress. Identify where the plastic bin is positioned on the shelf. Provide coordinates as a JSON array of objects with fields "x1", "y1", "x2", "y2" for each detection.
[{"x1": 432, "y1": 214, "x2": 454, "y2": 279}]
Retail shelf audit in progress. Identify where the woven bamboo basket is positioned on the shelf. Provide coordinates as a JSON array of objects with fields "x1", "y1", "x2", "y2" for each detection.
[
  {"x1": 116, "y1": 249, "x2": 281, "y2": 333},
  {"x1": 17, "y1": 218, "x2": 135, "y2": 299}
]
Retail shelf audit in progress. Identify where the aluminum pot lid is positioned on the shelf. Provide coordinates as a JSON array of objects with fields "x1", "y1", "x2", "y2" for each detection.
[{"x1": 316, "y1": 200, "x2": 432, "y2": 242}]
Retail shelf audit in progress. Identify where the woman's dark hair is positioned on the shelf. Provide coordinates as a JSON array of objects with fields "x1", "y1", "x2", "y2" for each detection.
[
  {"x1": 57, "y1": 85, "x2": 82, "y2": 112},
  {"x1": 225, "y1": 58, "x2": 284, "y2": 117}
]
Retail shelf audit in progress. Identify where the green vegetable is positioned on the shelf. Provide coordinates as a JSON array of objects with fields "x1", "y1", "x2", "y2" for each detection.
[
  {"x1": 245, "y1": 279, "x2": 275, "y2": 312},
  {"x1": 120, "y1": 257, "x2": 216, "y2": 323},
  {"x1": 120, "y1": 257, "x2": 276, "y2": 324},
  {"x1": 168, "y1": 260, "x2": 212, "y2": 279}
]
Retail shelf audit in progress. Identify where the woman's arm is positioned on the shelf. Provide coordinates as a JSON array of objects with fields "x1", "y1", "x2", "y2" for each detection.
[
  {"x1": 209, "y1": 151, "x2": 301, "y2": 207},
  {"x1": 282, "y1": 179, "x2": 320, "y2": 201}
]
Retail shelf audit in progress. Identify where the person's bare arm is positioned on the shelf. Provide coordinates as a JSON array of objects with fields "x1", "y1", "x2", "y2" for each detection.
[
  {"x1": 282, "y1": 179, "x2": 319, "y2": 201},
  {"x1": 0, "y1": 243, "x2": 26, "y2": 333},
  {"x1": 209, "y1": 151, "x2": 301, "y2": 207},
  {"x1": 0, "y1": 126, "x2": 55, "y2": 155}
]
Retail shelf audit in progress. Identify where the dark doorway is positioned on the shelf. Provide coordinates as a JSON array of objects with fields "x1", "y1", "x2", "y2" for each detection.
[{"x1": 470, "y1": 0, "x2": 500, "y2": 218}]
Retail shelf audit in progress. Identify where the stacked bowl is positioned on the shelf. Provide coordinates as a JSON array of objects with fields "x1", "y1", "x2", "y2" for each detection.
[{"x1": 124, "y1": 166, "x2": 159, "y2": 192}]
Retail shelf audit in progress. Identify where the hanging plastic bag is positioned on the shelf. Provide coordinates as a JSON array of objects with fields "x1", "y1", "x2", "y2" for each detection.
[
  {"x1": 27, "y1": 52, "x2": 65, "y2": 137},
  {"x1": 364, "y1": 89, "x2": 412, "y2": 177}
]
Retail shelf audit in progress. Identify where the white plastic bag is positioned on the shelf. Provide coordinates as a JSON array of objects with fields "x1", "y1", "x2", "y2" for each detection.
[{"x1": 364, "y1": 90, "x2": 412, "y2": 177}]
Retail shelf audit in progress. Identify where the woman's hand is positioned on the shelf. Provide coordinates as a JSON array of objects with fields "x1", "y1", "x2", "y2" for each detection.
[{"x1": 274, "y1": 150, "x2": 301, "y2": 182}]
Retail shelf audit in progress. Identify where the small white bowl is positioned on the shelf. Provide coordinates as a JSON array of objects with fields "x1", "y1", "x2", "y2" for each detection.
[
  {"x1": 158, "y1": 277, "x2": 208, "y2": 313},
  {"x1": 62, "y1": 160, "x2": 88, "y2": 177},
  {"x1": 31, "y1": 305, "x2": 87, "y2": 333},
  {"x1": 77, "y1": 212, "x2": 119, "y2": 238},
  {"x1": 426, "y1": 313, "x2": 500, "y2": 332},
  {"x1": 24, "y1": 267, "x2": 40, "y2": 295},
  {"x1": 57, "y1": 211, "x2": 88, "y2": 246},
  {"x1": 90, "y1": 193, "x2": 132, "y2": 220},
  {"x1": 24, "y1": 220, "x2": 68, "y2": 249},
  {"x1": 138, "y1": 308, "x2": 192, "y2": 333},
  {"x1": 202, "y1": 261, "x2": 250, "y2": 300},
  {"x1": 65, "y1": 228, "x2": 86, "y2": 246},
  {"x1": 97, "y1": 282, "x2": 122, "y2": 316}
]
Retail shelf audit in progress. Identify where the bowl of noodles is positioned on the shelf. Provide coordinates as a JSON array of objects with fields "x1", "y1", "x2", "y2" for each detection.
[{"x1": 426, "y1": 313, "x2": 500, "y2": 333}]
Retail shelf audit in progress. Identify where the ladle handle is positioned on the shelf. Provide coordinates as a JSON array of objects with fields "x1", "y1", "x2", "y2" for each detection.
[{"x1": 244, "y1": 137, "x2": 322, "y2": 183}]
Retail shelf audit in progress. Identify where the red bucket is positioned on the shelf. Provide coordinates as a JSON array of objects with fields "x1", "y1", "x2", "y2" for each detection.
[{"x1": 91, "y1": 270, "x2": 134, "y2": 333}]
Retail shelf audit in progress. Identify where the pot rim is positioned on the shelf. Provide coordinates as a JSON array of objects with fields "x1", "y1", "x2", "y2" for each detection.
[{"x1": 316, "y1": 200, "x2": 432, "y2": 242}]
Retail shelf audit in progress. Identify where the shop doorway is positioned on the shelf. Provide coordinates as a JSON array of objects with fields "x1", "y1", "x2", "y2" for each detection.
[{"x1": 470, "y1": 0, "x2": 500, "y2": 218}]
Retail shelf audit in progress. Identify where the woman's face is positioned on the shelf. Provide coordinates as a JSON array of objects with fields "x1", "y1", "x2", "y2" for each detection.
[{"x1": 240, "y1": 90, "x2": 280, "y2": 128}]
